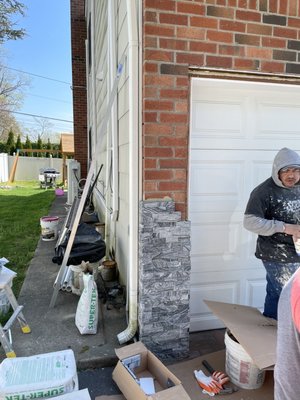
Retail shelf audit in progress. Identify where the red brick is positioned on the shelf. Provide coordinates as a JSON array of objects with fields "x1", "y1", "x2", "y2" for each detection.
[
  {"x1": 145, "y1": 0, "x2": 176, "y2": 11},
  {"x1": 269, "y1": 0, "x2": 278, "y2": 13},
  {"x1": 144, "y1": 181, "x2": 158, "y2": 192},
  {"x1": 160, "y1": 88, "x2": 188, "y2": 99},
  {"x1": 177, "y1": 26, "x2": 206, "y2": 40},
  {"x1": 159, "y1": 13, "x2": 188, "y2": 25},
  {"x1": 190, "y1": 16, "x2": 218, "y2": 29},
  {"x1": 234, "y1": 58, "x2": 259, "y2": 69},
  {"x1": 174, "y1": 170, "x2": 187, "y2": 180},
  {"x1": 175, "y1": 125, "x2": 189, "y2": 136},
  {"x1": 159, "y1": 38, "x2": 187, "y2": 51},
  {"x1": 288, "y1": 17, "x2": 300, "y2": 29},
  {"x1": 145, "y1": 170, "x2": 174, "y2": 180},
  {"x1": 159, "y1": 136, "x2": 187, "y2": 146},
  {"x1": 261, "y1": 61, "x2": 285, "y2": 73},
  {"x1": 144, "y1": 86, "x2": 158, "y2": 98},
  {"x1": 144, "y1": 112, "x2": 158, "y2": 122},
  {"x1": 144, "y1": 158, "x2": 157, "y2": 168},
  {"x1": 144, "y1": 135, "x2": 158, "y2": 146},
  {"x1": 144, "y1": 147, "x2": 174, "y2": 157},
  {"x1": 144, "y1": 11, "x2": 158, "y2": 22},
  {"x1": 207, "y1": 30, "x2": 233, "y2": 43},
  {"x1": 207, "y1": 5, "x2": 234, "y2": 19},
  {"x1": 219, "y1": 20, "x2": 246, "y2": 32},
  {"x1": 288, "y1": 0, "x2": 297, "y2": 16},
  {"x1": 160, "y1": 113, "x2": 188, "y2": 123},
  {"x1": 206, "y1": 55, "x2": 233, "y2": 68},
  {"x1": 236, "y1": 10, "x2": 261, "y2": 22},
  {"x1": 175, "y1": 101, "x2": 188, "y2": 113},
  {"x1": 172, "y1": 191, "x2": 187, "y2": 202},
  {"x1": 247, "y1": 23, "x2": 272, "y2": 35},
  {"x1": 246, "y1": 47, "x2": 272, "y2": 59},
  {"x1": 177, "y1": 2, "x2": 205, "y2": 15},
  {"x1": 262, "y1": 37, "x2": 286, "y2": 48},
  {"x1": 145, "y1": 49, "x2": 174, "y2": 62},
  {"x1": 273, "y1": 26, "x2": 297, "y2": 39},
  {"x1": 219, "y1": 44, "x2": 245, "y2": 56},
  {"x1": 159, "y1": 158, "x2": 187, "y2": 168},
  {"x1": 144, "y1": 24, "x2": 175, "y2": 37},
  {"x1": 144, "y1": 36, "x2": 158, "y2": 47},
  {"x1": 175, "y1": 147, "x2": 188, "y2": 158},
  {"x1": 144, "y1": 123, "x2": 173, "y2": 135},
  {"x1": 144, "y1": 62, "x2": 158, "y2": 73},
  {"x1": 279, "y1": 0, "x2": 288, "y2": 14},
  {"x1": 144, "y1": 100, "x2": 174, "y2": 111},
  {"x1": 189, "y1": 41, "x2": 217, "y2": 53},
  {"x1": 176, "y1": 52, "x2": 204, "y2": 65},
  {"x1": 158, "y1": 181, "x2": 186, "y2": 191},
  {"x1": 144, "y1": 75, "x2": 175, "y2": 86},
  {"x1": 176, "y1": 77, "x2": 189, "y2": 86}
]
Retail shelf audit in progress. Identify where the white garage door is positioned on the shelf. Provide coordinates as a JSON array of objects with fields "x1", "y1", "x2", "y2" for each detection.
[{"x1": 189, "y1": 78, "x2": 300, "y2": 332}]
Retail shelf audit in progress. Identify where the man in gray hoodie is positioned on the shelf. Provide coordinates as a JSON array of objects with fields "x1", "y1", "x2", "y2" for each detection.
[{"x1": 244, "y1": 147, "x2": 300, "y2": 319}]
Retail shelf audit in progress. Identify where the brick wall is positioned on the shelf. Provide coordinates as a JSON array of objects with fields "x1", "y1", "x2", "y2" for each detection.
[
  {"x1": 143, "y1": 0, "x2": 300, "y2": 219},
  {"x1": 70, "y1": 0, "x2": 88, "y2": 178}
]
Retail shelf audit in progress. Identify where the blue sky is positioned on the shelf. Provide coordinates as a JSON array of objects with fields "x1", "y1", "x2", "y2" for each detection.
[{"x1": 4, "y1": 0, "x2": 73, "y2": 139}]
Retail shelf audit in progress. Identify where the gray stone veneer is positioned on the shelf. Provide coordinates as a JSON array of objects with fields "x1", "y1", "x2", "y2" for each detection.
[{"x1": 138, "y1": 200, "x2": 191, "y2": 359}]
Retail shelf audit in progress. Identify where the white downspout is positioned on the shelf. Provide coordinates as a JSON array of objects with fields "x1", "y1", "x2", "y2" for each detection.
[{"x1": 117, "y1": 0, "x2": 139, "y2": 344}]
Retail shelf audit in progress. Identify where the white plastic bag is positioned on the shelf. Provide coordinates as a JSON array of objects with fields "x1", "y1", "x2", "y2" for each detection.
[{"x1": 75, "y1": 273, "x2": 98, "y2": 334}]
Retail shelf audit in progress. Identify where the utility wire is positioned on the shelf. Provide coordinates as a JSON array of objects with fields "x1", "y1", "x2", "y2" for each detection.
[
  {"x1": 0, "y1": 65, "x2": 71, "y2": 85},
  {"x1": 8, "y1": 110, "x2": 73, "y2": 123}
]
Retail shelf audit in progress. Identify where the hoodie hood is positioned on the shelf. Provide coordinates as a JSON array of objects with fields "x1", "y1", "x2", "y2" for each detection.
[{"x1": 272, "y1": 147, "x2": 300, "y2": 188}]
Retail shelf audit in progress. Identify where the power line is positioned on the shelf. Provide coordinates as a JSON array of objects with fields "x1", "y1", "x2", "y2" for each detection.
[
  {"x1": 9, "y1": 110, "x2": 73, "y2": 123},
  {"x1": 0, "y1": 65, "x2": 71, "y2": 86}
]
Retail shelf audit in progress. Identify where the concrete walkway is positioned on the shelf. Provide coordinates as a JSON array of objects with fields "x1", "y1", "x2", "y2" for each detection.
[
  {"x1": 3, "y1": 193, "x2": 127, "y2": 369},
  {"x1": 2, "y1": 192, "x2": 226, "y2": 369}
]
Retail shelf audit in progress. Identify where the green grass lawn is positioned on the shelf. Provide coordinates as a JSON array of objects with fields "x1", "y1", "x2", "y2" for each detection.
[{"x1": 0, "y1": 181, "x2": 55, "y2": 298}]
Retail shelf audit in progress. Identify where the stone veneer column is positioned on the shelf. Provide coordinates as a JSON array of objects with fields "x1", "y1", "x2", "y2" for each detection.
[{"x1": 138, "y1": 199, "x2": 191, "y2": 359}]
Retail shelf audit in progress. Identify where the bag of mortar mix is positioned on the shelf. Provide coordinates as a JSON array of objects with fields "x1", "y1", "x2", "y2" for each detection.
[
  {"x1": 75, "y1": 273, "x2": 98, "y2": 334},
  {"x1": 51, "y1": 388, "x2": 91, "y2": 399},
  {"x1": 0, "y1": 349, "x2": 78, "y2": 399}
]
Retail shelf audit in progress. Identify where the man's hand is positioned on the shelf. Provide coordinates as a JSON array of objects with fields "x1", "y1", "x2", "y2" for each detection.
[{"x1": 284, "y1": 223, "x2": 300, "y2": 240}]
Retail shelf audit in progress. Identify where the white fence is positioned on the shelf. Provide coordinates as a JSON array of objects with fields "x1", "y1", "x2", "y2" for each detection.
[{"x1": 0, "y1": 153, "x2": 64, "y2": 182}]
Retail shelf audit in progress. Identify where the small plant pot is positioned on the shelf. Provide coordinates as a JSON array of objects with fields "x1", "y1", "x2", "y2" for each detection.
[{"x1": 100, "y1": 260, "x2": 117, "y2": 282}]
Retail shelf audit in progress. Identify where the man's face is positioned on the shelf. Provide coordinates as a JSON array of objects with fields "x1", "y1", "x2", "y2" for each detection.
[{"x1": 279, "y1": 167, "x2": 300, "y2": 187}]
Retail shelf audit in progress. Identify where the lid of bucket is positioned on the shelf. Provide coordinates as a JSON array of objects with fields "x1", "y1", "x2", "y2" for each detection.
[
  {"x1": 204, "y1": 300, "x2": 277, "y2": 370},
  {"x1": 41, "y1": 216, "x2": 59, "y2": 222}
]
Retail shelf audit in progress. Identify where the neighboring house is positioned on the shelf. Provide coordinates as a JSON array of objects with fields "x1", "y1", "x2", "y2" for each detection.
[{"x1": 71, "y1": 0, "x2": 300, "y2": 358}]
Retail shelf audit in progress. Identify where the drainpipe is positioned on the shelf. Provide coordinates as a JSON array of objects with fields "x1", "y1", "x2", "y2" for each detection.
[{"x1": 117, "y1": 0, "x2": 139, "y2": 344}]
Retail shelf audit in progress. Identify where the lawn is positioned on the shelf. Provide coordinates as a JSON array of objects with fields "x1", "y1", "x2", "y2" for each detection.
[{"x1": 0, "y1": 181, "x2": 55, "y2": 298}]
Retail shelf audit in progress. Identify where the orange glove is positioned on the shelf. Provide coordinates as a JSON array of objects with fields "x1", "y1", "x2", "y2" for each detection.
[{"x1": 194, "y1": 369, "x2": 230, "y2": 396}]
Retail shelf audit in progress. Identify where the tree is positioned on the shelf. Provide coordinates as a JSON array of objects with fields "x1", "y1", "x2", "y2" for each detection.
[
  {"x1": 36, "y1": 134, "x2": 43, "y2": 157},
  {"x1": 0, "y1": 1, "x2": 26, "y2": 43},
  {"x1": 15, "y1": 133, "x2": 22, "y2": 151},
  {"x1": 46, "y1": 138, "x2": 52, "y2": 158},
  {"x1": 24, "y1": 134, "x2": 32, "y2": 156},
  {"x1": 6, "y1": 129, "x2": 15, "y2": 154}
]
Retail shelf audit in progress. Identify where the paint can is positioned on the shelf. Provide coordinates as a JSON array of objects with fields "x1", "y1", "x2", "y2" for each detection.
[
  {"x1": 40, "y1": 216, "x2": 59, "y2": 241},
  {"x1": 224, "y1": 330, "x2": 265, "y2": 389}
]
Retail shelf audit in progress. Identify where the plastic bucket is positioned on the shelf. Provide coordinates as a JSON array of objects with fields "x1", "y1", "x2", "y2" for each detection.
[
  {"x1": 40, "y1": 216, "x2": 59, "y2": 241},
  {"x1": 224, "y1": 330, "x2": 265, "y2": 389}
]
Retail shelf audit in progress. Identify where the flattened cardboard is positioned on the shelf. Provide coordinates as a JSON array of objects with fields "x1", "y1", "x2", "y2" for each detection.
[
  {"x1": 204, "y1": 300, "x2": 277, "y2": 370},
  {"x1": 112, "y1": 341, "x2": 191, "y2": 400},
  {"x1": 168, "y1": 350, "x2": 274, "y2": 400}
]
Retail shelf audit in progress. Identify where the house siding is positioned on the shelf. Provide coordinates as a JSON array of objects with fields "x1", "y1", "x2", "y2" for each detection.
[
  {"x1": 70, "y1": 0, "x2": 88, "y2": 178},
  {"x1": 143, "y1": 0, "x2": 300, "y2": 220}
]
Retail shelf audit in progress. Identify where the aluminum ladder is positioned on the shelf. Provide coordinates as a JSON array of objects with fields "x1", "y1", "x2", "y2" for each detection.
[{"x1": 0, "y1": 267, "x2": 31, "y2": 357}]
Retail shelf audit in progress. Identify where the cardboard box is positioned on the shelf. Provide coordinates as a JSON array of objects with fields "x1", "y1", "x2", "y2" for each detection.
[
  {"x1": 204, "y1": 300, "x2": 277, "y2": 370},
  {"x1": 112, "y1": 341, "x2": 191, "y2": 400}
]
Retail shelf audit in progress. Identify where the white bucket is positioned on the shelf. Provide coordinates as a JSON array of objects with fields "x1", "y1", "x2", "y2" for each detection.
[
  {"x1": 40, "y1": 216, "x2": 59, "y2": 241},
  {"x1": 224, "y1": 330, "x2": 265, "y2": 390}
]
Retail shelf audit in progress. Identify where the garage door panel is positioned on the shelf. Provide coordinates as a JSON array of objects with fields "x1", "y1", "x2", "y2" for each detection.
[
  {"x1": 257, "y1": 102, "x2": 300, "y2": 137},
  {"x1": 192, "y1": 100, "x2": 244, "y2": 138},
  {"x1": 189, "y1": 78, "x2": 300, "y2": 331}
]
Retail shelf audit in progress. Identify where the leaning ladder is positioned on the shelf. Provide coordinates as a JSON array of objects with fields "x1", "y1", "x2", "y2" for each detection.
[{"x1": 0, "y1": 267, "x2": 31, "y2": 357}]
